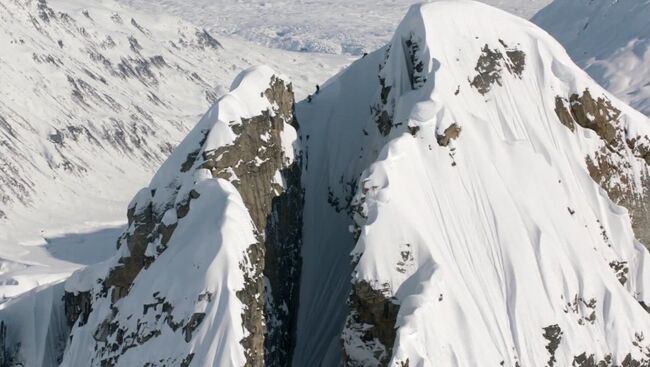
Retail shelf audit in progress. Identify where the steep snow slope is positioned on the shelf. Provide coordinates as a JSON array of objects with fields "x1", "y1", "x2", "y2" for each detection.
[
  {"x1": 295, "y1": 1, "x2": 650, "y2": 365},
  {"x1": 116, "y1": 0, "x2": 552, "y2": 55},
  {"x1": 0, "y1": 0, "x2": 348, "y2": 301},
  {"x1": 0, "y1": 282, "x2": 68, "y2": 366},
  {"x1": 533, "y1": 0, "x2": 650, "y2": 115}
]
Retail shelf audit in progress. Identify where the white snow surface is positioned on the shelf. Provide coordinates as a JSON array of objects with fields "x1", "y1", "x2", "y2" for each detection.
[
  {"x1": 115, "y1": 0, "x2": 552, "y2": 55},
  {"x1": 533, "y1": 0, "x2": 650, "y2": 115},
  {"x1": 295, "y1": 1, "x2": 650, "y2": 365}
]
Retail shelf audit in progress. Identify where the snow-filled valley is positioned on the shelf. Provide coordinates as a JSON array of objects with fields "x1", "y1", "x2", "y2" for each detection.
[
  {"x1": 116, "y1": 0, "x2": 553, "y2": 55},
  {"x1": 2, "y1": 0, "x2": 650, "y2": 366},
  {"x1": 0, "y1": 0, "x2": 349, "y2": 304}
]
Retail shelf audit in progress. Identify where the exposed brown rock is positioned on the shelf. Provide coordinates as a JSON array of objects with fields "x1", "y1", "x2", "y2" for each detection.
[
  {"x1": 555, "y1": 97, "x2": 575, "y2": 132},
  {"x1": 104, "y1": 191, "x2": 156, "y2": 303},
  {"x1": 374, "y1": 47, "x2": 395, "y2": 137},
  {"x1": 505, "y1": 49, "x2": 526, "y2": 78},
  {"x1": 64, "y1": 291, "x2": 92, "y2": 327},
  {"x1": 609, "y1": 260, "x2": 629, "y2": 286},
  {"x1": 200, "y1": 75, "x2": 303, "y2": 366},
  {"x1": 238, "y1": 243, "x2": 266, "y2": 367},
  {"x1": 403, "y1": 32, "x2": 427, "y2": 89},
  {"x1": 586, "y1": 149, "x2": 650, "y2": 249},
  {"x1": 436, "y1": 123, "x2": 462, "y2": 147},
  {"x1": 542, "y1": 324, "x2": 563, "y2": 367},
  {"x1": 568, "y1": 90, "x2": 620, "y2": 146},
  {"x1": 627, "y1": 136, "x2": 650, "y2": 166},
  {"x1": 470, "y1": 43, "x2": 526, "y2": 95},
  {"x1": 554, "y1": 90, "x2": 650, "y2": 249},
  {"x1": 344, "y1": 281, "x2": 400, "y2": 367},
  {"x1": 376, "y1": 110, "x2": 393, "y2": 137},
  {"x1": 183, "y1": 313, "x2": 206, "y2": 343},
  {"x1": 470, "y1": 45, "x2": 504, "y2": 95}
]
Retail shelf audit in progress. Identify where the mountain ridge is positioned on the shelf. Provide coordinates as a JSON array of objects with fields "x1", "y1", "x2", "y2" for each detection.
[{"x1": 2, "y1": 1, "x2": 650, "y2": 366}]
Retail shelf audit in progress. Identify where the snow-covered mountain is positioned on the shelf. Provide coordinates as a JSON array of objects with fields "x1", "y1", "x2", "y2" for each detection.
[
  {"x1": 533, "y1": 0, "x2": 650, "y2": 115},
  {"x1": 0, "y1": 0, "x2": 346, "y2": 245},
  {"x1": 0, "y1": 0, "x2": 347, "y2": 302},
  {"x1": 3, "y1": 0, "x2": 650, "y2": 366}
]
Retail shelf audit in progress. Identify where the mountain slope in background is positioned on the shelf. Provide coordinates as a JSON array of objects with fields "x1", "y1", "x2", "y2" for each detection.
[
  {"x1": 295, "y1": 2, "x2": 650, "y2": 365},
  {"x1": 2, "y1": 65, "x2": 303, "y2": 366},
  {"x1": 533, "y1": 0, "x2": 650, "y2": 115},
  {"x1": 0, "y1": 0, "x2": 345, "y2": 243},
  {"x1": 3, "y1": 0, "x2": 650, "y2": 366},
  {"x1": 0, "y1": 0, "x2": 347, "y2": 302},
  {"x1": 115, "y1": 0, "x2": 552, "y2": 55}
]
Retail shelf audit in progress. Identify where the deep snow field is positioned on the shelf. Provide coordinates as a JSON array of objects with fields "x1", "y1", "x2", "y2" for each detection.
[{"x1": 116, "y1": 0, "x2": 553, "y2": 55}]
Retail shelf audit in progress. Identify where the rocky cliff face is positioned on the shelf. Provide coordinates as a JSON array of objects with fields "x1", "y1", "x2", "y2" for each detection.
[
  {"x1": 554, "y1": 90, "x2": 650, "y2": 249},
  {"x1": 57, "y1": 66, "x2": 303, "y2": 366}
]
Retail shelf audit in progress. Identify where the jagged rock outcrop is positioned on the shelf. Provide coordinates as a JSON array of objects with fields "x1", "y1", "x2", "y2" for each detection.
[
  {"x1": 60, "y1": 66, "x2": 303, "y2": 366},
  {"x1": 555, "y1": 90, "x2": 650, "y2": 248}
]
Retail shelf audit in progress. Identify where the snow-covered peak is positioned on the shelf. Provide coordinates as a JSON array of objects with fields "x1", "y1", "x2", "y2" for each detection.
[
  {"x1": 294, "y1": 1, "x2": 650, "y2": 365},
  {"x1": 46, "y1": 66, "x2": 303, "y2": 367}
]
